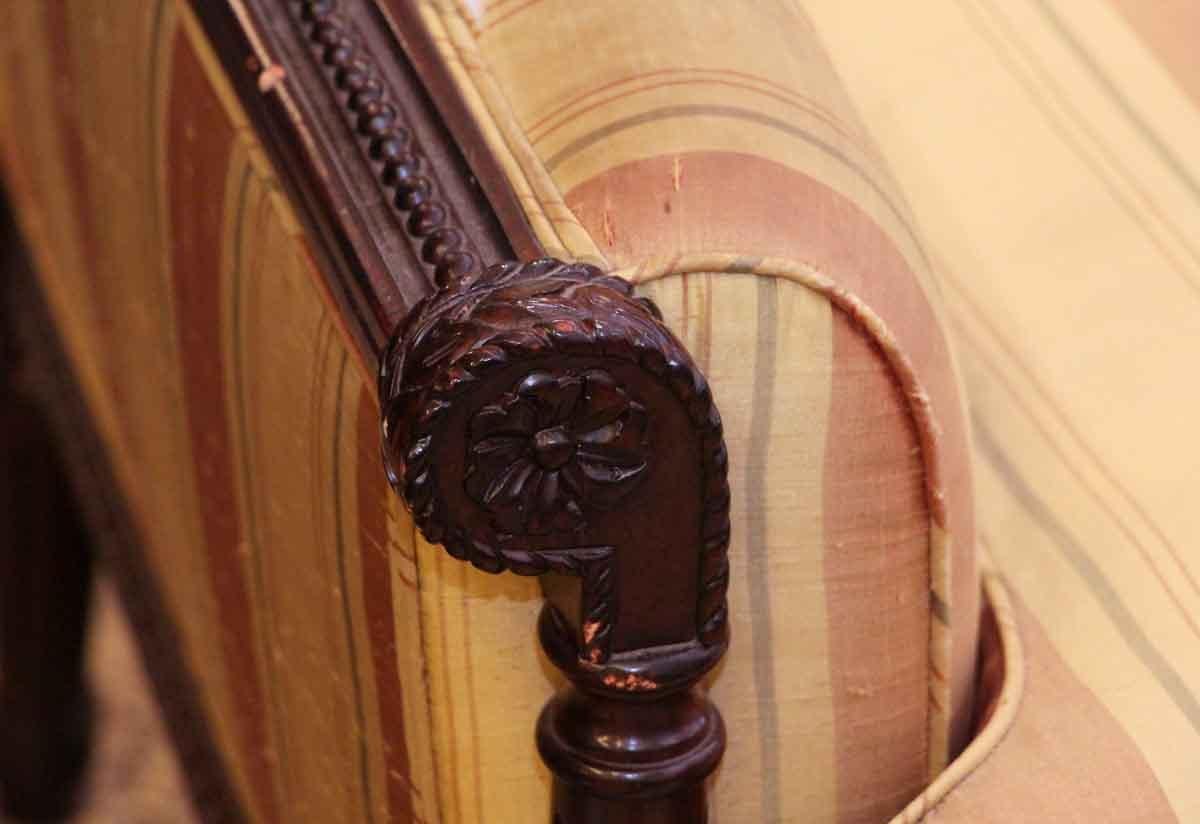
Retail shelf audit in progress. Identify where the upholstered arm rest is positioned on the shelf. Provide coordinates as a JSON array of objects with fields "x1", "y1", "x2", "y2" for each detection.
[
  {"x1": 214, "y1": 0, "x2": 985, "y2": 819},
  {"x1": 388, "y1": 2, "x2": 982, "y2": 820},
  {"x1": 0, "y1": 1, "x2": 985, "y2": 822},
  {"x1": 379, "y1": 257, "x2": 731, "y2": 819}
]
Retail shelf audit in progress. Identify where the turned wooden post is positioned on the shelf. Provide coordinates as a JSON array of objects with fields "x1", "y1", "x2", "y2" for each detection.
[
  {"x1": 0, "y1": 218, "x2": 94, "y2": 820},
  {"x1": 379, "y1": 258, "x2": 730, "y2": 823}
]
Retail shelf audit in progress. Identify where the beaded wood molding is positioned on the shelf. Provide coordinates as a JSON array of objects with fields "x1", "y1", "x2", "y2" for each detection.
[
  {"x1": 292, "y1": 0, "x2": 480, "y2": 287},
  {"x1": 194, "y1": 1, "x2": 734, "y2": 821}
]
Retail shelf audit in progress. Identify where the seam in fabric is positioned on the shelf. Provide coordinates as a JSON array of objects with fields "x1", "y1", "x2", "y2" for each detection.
[
  {"x1": 405, "y1": 0, "x2": 988, "y2": 798},
  {"x1": 614, "y1": 252, "x2": 954, "y2": 781},
  {"x1": 889, "y1": 568, "x2": 1025, "y2": 823}
]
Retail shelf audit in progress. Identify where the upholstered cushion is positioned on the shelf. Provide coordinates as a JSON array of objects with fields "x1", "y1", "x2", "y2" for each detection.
[
  {"x1": 4, "y1": 1, "x2": 1197, "y2": 823},
  {"x1": 804, "y1": 1, "x2": 1200, "y2": 819},
  {"x1": 1, "y1": 1, "x2": 976, "y2": 821},
  {"x1": 405, "y1": 1, "x2": 979, "y2": 819}
]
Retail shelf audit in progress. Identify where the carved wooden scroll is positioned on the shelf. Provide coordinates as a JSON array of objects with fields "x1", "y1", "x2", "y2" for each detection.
[{"x1": 379, "y1": 258, "x2": 730, "y2": 823}]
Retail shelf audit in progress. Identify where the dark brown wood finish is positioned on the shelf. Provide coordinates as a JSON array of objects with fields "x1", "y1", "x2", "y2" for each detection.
[
  {"x1": 186, "y1": 2, "x2": 734, "y2": 821},
  {"x1": 187, "y1": 0, "x2": 520, "y2": 365},
  {"x1": 380, "y1": 259, "x2": 731, "y2": 821},
  {"x1": 0, "y1": 219, "x2": 94, "y2": 821}
]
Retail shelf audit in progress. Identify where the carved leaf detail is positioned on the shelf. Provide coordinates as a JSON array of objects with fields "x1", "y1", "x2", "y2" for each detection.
[{"x1": 379, "y1": 258, "x2": 730, "y2": 655}]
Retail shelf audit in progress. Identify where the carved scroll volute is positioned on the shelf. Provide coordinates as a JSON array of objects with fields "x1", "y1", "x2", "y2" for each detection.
[{"x1": 380, "y1": 258, "x2": 730, "y2": 822}]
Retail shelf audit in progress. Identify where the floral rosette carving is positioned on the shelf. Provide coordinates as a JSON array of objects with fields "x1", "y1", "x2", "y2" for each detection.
[
  {"x1": 379, "y1": 258, "x2": 731, "y2": 655},
  {"x1": 466, "y1": 368, "x2": 650, "y2": 535}
]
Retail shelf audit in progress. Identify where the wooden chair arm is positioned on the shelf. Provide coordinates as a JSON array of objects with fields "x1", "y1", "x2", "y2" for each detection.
[
  {"x1": 379, "y1": 257, "x2": 731, "y2": 822},
  {"x1": 190, "y1": 0, "x2": 735, "y2": 818}
]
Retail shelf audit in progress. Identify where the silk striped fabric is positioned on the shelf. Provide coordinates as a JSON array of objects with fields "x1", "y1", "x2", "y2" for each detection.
[
  {"x1": 804, "y1": 1, "x2": 1200, "y2": 820},
  {"x1": 3, "y1": 0, "x2": 1198, "y2": 822},
  {"x1": 1, "y1": 5, "x2": 438, "y2": 822},
  {"x1": 408, "y1": 0, "x2": 980, "y2": 820}
]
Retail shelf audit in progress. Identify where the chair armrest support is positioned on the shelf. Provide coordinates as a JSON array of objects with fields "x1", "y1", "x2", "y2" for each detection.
[{"x1": 379, "y1": 258, "x2": 731, "y2": 822}]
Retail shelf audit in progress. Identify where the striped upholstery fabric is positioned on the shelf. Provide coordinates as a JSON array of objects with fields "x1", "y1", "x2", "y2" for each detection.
[
  {"x1": 802, "y1": 1, "x2": 1200, "y2": 820},
  {"x1": 2, "y1": 1, "x2": 1198, "y2": 824},
  {"x1": 410, "y1": 1, "x2": 979, "y2": 820},
  {"x1": 1, "y1": 6, "x2": 439, "y2": 822}
]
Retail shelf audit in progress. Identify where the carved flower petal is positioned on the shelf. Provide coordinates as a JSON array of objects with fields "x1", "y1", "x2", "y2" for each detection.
[
  {"x1": 466, "y1": 448, "x2": 526, "y2": 508},
  {"x1": 518, "y1": 371, "x2": 582, "y2": 427},
  {"x1": 463, "y1": 463, "x2": 490, "y2": 505},
  {"x1": 597, "y1": 409, "x2": 649, "y2": 453},
  {"x1": 576, "y1": 420, "x2": 623, "y2": 446},
  {"x1": 561, "y1": 455, "x2": 645, "y2": 509},
  {"x1": 483, "y1": 457, "x2": 538, "y2": 507},
  {"x1": 516, "y1": 371, "x2": 555, "y2": 397},
  {"x1": 470, "y1": 400, "x2": 538, "y2": 440},
  {"x1": 571, "y1": 370, "x2": 634, "y2": 433},
  {"x1": 575, "y1": 447, "x2": 649, "y2": 478},
  {"x1": 564, "y1": 498, "x2": 584, "y2": 522},
  {"x1": 470, "y1": 435, "x2": 527, "y2": 468},
  {"x1": 621, "y1": 402, "x2": 649, "y2": 443},
  {"x1": 525, "y1": 470, "x2": 572, "y2": 534},
  {"x1": 535, "y1": 469, "x2": 561, "y2": 514},
  {"x1": 573, "y1": 396, "x2": 626, "y2": 434}
]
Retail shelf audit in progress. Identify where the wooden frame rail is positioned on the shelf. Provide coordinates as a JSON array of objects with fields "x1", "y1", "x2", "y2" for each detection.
[{"x1": 197, "y1": 1, "x2": 738, "y2": 820}]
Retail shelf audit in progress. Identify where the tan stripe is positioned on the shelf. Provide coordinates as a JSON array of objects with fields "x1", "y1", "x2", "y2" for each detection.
[
  {"x1": 761, "y1": 279, "x2": 838, "y2": 823},
  {"x1": 412, "y1": 534, "x2": 461, "y2": 823},
  {"x1": 974, "y1": 416, "x2": 1200, "y2": 735},
  {"x1": 1108, "y1": 0, "x2": 1200, "y2": 108},
  {"x1": 435, "y1": 549, "x2": 463, "y2": 823},
  {"x1": 1024, "y1": 0, "x2": 1200, "y2": 211},
  {"x1": 412, "y1": 534, "x2": 550, "y2": 822},
  {"x1": 356, "y1": 387, "x2": 418, "y2": 823},
  {"x1": 948, "y1": 310, "x2": 1200, "y2": 642},
  {"x1": 330, "y1": 351, "x2": 379, "y2": 820},
  {"x1": 565, "y1": 151, "x2": 978, "y2": 758},
  {"x1": 41, "y1": 3, "x2": 125, "y2": 430},
  {"x1": 476, "y1": 0, "x2": 547, "y2": 35},
  {"x1": 631, "y1": 270, "x2": 839, "y2": 822},
  {"x1": 545, "y1": 104, "x2": 925, "y2": 272},
  {"x1": 525, "y1": 66, "x2": 860, "y2": 139},
  {"x1": 701, "y1": 272, "x2": 713, "y2": 373},
  {"x1": 459, "y1": 564, "x2": 486, "y2": 824},
  {"x1": 167, "y1": 33, "x2": 280, "y2": 824},
  {"x1": 958, "y1": 0, "x2": 1200, "y2": 291},
  {"x1": 923, "y1": 590, "x2": 1176, "y2": 822},
  {"x1": 528, "y1": 72, "x2": 866, "y2": 149},
  {"x1": 825, "y1": 310, "x2": 930, "y2": 822}
]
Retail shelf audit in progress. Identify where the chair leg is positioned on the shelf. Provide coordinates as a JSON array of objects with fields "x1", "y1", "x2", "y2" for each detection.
[
  {"x1": 0, "y1": 390, "x2": 94, "y2": 819},
  {"x1": 1, "y1": 246, "x2": 94, "y2": 819}
]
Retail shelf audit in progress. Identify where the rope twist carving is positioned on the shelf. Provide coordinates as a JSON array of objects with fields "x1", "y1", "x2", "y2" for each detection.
[{"x1": 380, "y1": 259, "x2": 729, "y2": 661}]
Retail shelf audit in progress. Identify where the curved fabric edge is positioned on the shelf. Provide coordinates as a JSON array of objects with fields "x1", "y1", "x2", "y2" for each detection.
[
  {"x1": 888, "y1": 567, "x2": 1022, "y2": 824},
  {"x1": 406, "y1": 0, "x2": 977, "y2": 785},
  {"x1": 612, "y1": 251, "x2": 964, "y2": 776}
]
